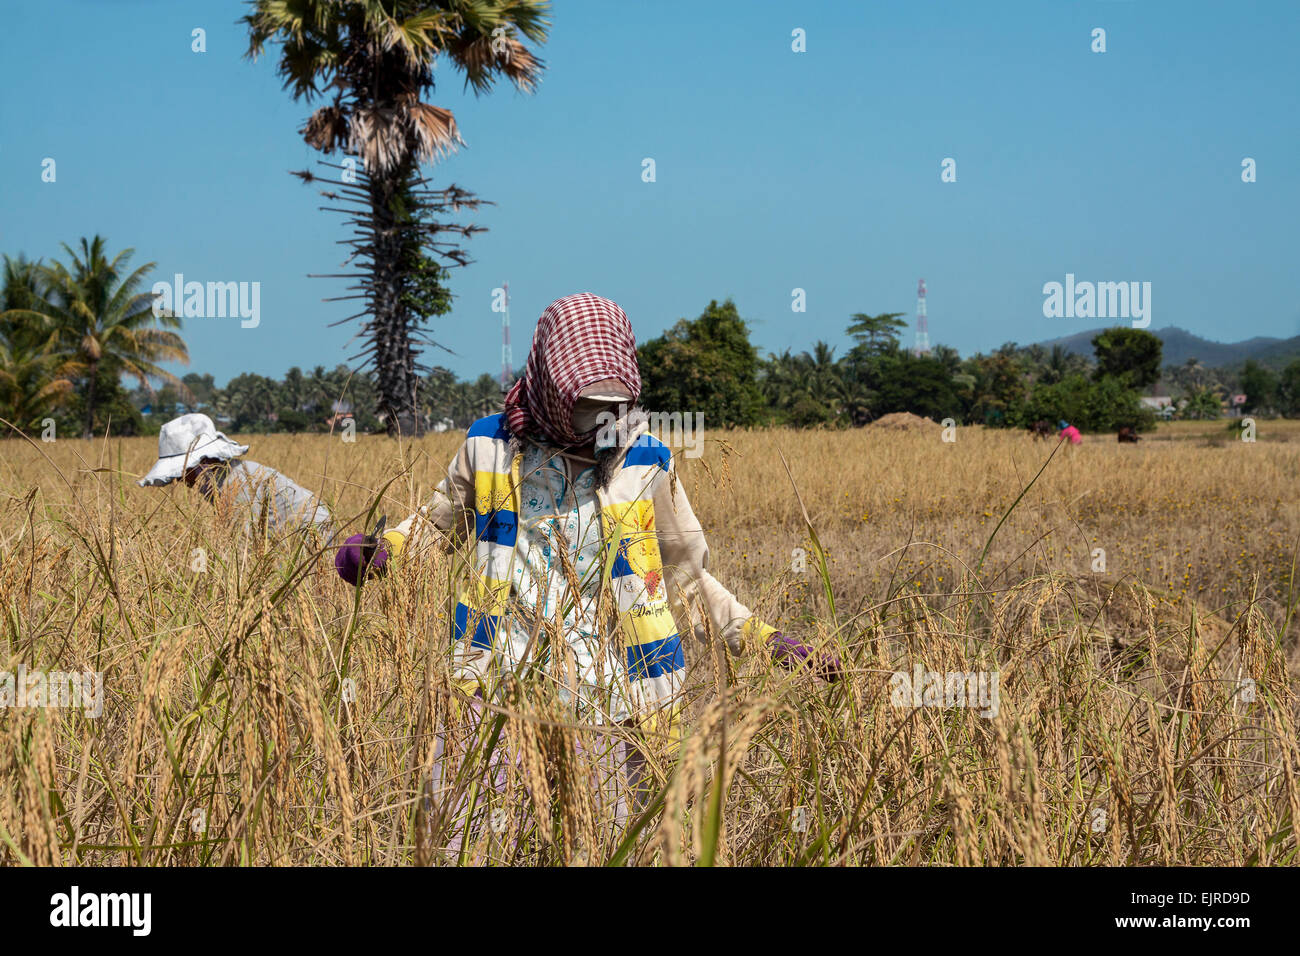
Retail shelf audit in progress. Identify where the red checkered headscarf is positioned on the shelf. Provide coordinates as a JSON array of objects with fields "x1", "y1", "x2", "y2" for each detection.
[{"x1": 503, "y1": 293, "x2": 641, "y2": 446}]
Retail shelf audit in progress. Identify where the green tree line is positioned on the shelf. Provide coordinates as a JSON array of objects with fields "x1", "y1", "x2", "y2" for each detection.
[
  {"x1": 637, "y1": 300, "x2": 1300, "y2": 430},
  {"x1": 8, "y1": 240, "x2": 1300, "y2": 438}
]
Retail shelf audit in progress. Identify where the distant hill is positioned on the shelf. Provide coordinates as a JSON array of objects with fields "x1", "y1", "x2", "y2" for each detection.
[{"x1": 1031, "y1": 326, "x2": 1300, "y2": 370}]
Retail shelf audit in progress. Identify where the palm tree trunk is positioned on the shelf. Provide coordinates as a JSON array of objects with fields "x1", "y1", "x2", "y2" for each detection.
[
  {"x1": 367, "y1": 164, "x2": 422, "y2": 438},
  {"x1": 83, "y1": 359, "x2": 98, "y2": 439}
]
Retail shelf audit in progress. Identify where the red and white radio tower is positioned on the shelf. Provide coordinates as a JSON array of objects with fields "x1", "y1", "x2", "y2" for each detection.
[
  {"x1": 500, "y1": 281, "x2": 512, "y2": 390},
  {"x1": 912, "y1": 278, "x2": 931, "y2": 357}
]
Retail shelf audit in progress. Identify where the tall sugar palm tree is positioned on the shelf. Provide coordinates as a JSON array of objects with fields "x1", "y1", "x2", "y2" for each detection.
[
  {"x1": 244, "y1": 0, "x2": 549, "y2": 434},
  {"x1": 8, "y1": 237, "x2": 190, "y2": 438}
]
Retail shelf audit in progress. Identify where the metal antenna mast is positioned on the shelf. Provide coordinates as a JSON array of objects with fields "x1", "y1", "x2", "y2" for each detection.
[
  {"x1": 500, "y1": 281, "x2": 512, "y2": 390},
  {"x1": 913, "y1": 278, "x2": 931, "y2": 357}
]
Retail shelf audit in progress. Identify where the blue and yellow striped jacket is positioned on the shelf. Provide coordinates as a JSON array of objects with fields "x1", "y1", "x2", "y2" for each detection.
[{"x1": 451, "y1": 413, "x2": 685, "y2": 714}]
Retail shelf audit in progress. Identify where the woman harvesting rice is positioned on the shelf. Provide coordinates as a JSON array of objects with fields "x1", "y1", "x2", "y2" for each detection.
[
  {"x1": 337, "y1": 293, "x2": 836, "y2": 829},
  {"x1": 140, "y1": 412, "x2": 332, "y2": 538}
]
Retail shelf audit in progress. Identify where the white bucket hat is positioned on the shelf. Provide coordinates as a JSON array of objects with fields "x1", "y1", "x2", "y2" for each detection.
[{"x1": 138, "y1": 413, "x2": 249, "y2": 487}]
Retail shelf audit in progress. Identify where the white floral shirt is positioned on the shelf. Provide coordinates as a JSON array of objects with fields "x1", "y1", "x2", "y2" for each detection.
[{"x1": 504, "y1": 443, "x2": 630, "y2": 721}]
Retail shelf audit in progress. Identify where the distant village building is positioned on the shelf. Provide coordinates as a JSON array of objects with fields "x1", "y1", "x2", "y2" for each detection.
[
  {"x1": 1140, "y1": 395, "x2": 1175, "y2": 420},
  {"x1": 325, "y1": 399, "x2": 354, "y2": 429}
]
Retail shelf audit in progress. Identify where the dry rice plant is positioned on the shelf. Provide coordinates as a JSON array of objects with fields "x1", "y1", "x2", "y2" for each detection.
[{"x1": 0, "y1": 421, "x2": 1296, "y2": 865}]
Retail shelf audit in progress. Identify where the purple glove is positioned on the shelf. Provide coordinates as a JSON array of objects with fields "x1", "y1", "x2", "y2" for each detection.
[
  {"x1": 768, "y1": 631, "x2": 842, "y2": 682},
  {"x1": 335, "y1": 533, "x2": 389, "y2": 586}
]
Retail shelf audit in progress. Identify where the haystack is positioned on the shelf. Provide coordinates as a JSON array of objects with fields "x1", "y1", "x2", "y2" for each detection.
[{"x1": 870, "y1": 411, "x2": 937, "y2": 431}]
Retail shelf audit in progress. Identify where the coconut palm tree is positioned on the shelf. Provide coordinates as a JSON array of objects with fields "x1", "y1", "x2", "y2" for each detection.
[
  {"x1": 0, "y1": 255, "x2": 70, "y2": 432},
  {"x1": 281, "y1": 366, "x2": 305, "y2": 413},
  {"x1": 244, "y1": 0, "x2": 549, "y2": 434},
  {"x1": 758, "y1": 349, "x2": 804, "y2": 420},
  {"x1": 468, "y1": 372, "x2": 502, "y2": 419},
  {"x1": 3, "y1": 237, "x2": 188, "y2": 438},
  {"x1": 1183, "y1": 385, "x2": 1224, "y2": 420},
  {"x1": 0, "y1": 329, "x2": 74, "y2": 433},
  {"x1": 304, "y1": 365, "x2": 334, "y2": 415},
  {"x1": 1039, "y1": 344, "x2": 1066, "y2": 385},
  {"x1": 804, "y1": 342, "x2": 842, "y2": 394},
  {"x1": 2, "y1": 255, "x2": 44, "y2": 317}
]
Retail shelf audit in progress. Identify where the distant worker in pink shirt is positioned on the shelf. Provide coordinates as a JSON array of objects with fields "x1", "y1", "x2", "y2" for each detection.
[{"x1": 1058, "y1": 420, "x2": 1082, "y2": 444}]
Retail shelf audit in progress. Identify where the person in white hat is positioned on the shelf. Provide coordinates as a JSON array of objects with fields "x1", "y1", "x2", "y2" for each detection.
[{"x1": 138, "y1": 413, "x2": 332, "y2": 537}]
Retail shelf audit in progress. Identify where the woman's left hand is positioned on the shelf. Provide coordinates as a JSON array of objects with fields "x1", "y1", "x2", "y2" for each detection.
[{"x1": 767, "y1": 631, "x2": 842, "y2": 682}]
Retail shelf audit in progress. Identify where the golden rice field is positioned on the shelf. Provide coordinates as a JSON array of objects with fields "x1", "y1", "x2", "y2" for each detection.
[{"x1": 1, "y1": 418, "x2": 1298, "y2": 865}]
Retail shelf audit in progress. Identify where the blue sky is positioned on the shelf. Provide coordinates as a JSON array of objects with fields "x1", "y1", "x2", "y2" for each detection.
[{"x1": 2, "y1": 0, "x2": 1297, "y2": 386}]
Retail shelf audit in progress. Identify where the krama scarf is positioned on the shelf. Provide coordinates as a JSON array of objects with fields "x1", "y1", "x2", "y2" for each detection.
[{"x1": 503, "y1": 293, "x2": 641, "y2": 446}]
